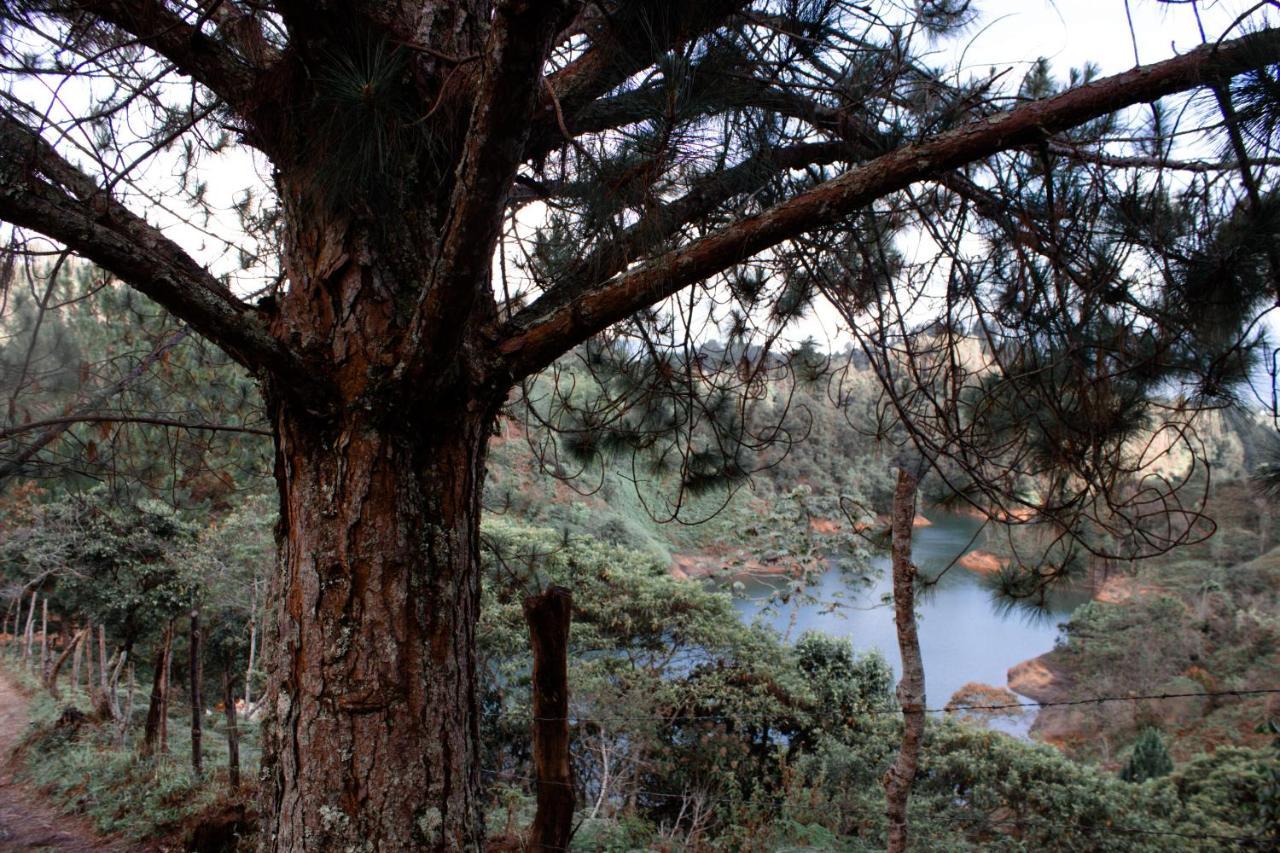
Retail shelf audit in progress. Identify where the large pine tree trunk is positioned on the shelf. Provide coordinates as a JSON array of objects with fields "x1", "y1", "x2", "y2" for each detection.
[{"x1": 260, "y1": 398, "x2": 495, "y2": 851}]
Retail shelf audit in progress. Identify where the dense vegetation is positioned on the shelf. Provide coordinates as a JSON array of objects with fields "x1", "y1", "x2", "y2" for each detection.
[
  {"x1": 1, "y1": 276, "x2": 1277, "y2": 849},
  {"x1": 3, "y1": 498, "x2": 1277, "y2": 850}
]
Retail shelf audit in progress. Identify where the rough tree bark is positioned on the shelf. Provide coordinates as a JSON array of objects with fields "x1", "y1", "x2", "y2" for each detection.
[
  {"x1": 524, "y1": 586, "x2": 575, "y2": 853},
  {"x1": 884, "y1": 468, "x2": 925, "y2": 853},
  {"x1": 260, "y1": 398, "x2": 498, "y2": 850}
]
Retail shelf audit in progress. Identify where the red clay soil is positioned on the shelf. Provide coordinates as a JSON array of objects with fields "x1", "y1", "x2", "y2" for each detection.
[{"x1": 0, "y1": 669, "x2": 130, "y2": 851}]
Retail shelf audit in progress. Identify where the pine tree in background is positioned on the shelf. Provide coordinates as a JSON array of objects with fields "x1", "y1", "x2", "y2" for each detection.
[{"x1": 1121, "y1": 727, "x2": 1175, "y2": 783}]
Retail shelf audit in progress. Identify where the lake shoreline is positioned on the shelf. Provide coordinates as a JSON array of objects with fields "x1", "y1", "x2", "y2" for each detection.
[{"x1": 713, "y1": 509, "x2": 1088, "y2": 720}]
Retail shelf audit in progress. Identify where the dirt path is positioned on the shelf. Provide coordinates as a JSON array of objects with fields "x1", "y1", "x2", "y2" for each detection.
[{"x1": 0, "y1": 669, "x2": 127, "y2": 851}]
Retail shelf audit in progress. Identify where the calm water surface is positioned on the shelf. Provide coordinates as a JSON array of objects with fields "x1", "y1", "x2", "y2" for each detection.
[{"x1": 732, "y1": 511, "x2": 1088, "y2": 721}]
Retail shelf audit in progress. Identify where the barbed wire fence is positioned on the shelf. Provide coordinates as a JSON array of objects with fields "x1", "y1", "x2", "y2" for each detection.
[{"x1": 505, "y1": 686, "x2": 1280, "y2": 723}]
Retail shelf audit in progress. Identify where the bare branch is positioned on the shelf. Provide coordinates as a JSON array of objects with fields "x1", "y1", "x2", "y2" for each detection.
[
  {"x1": 496, "y1": 26, "x2": 1280, "y2": 380},
  {"x1": 1046, "y1": 140, "x2": 1280, "y2": 172},
  {"x1": 67, "y1": 0, "x2": 263, "y2": 111},
  {"x1": 0, "y1": 414, "x2": 271, "y2": 440}
]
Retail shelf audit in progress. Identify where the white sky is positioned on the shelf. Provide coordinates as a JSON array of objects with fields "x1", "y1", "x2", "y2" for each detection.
[{"x1": 795, "y1": 0, "x2": 1280, "y2": 364}]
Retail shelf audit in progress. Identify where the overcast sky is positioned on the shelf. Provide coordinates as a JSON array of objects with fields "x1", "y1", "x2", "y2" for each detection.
[
  {"x1": 953, "y1": 0, "x2": 1263, "y2": 77},
  {"x1": 797, "y1": 0, "x2": 1279, "y2": 396}
]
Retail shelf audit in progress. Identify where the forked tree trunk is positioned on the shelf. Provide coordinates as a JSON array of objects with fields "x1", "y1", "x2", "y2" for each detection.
[
  {"x1": 884, "y1": 468, "x2": 925, "y2": 853},
  {"x1": 142, "y1": 623, "x2": 174, "y2": 756},
  {"x1": 260, "y1": 400, "x2": 496, "y2": 851},
  {"x1": 524, "y1": 586, "x2": 575, "y2": 852},
  {"x1": 47, "y1": 627, "x2": 87, "y2": 699}
]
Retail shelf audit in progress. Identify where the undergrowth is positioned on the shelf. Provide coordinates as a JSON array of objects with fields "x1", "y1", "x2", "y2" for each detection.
[{"x1": 2, "y1": 659, "x2": 256, "y2": 846}]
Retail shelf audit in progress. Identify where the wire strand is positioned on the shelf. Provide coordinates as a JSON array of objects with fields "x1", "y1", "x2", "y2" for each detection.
[{"x1": 512, "y1": 686, "x2": 1280, "y2": 723}]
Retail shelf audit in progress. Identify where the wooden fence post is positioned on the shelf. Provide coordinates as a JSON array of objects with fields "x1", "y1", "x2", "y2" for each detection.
[{"x1": 524, "y1": 586, "x2": 575, "y2": 853}]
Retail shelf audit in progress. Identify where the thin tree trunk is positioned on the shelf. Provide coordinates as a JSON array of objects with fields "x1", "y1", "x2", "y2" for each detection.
[
  {"x1": 884, "y1": 468, "x2": 925, "y2": 853},
  {"x1": 98, "y1": 626, "x2": 108, "y2": 692},
  {"x1": 38, "y1": 596, "x2": 47, "y2": 680},
  {"x1": 47, "y1": 627, "x2": 86, "y2": 700},
  {"x1": 223, "y1": 665, "x2": 240, "y2": 790},
  {"x1": 57, "y1": 619, "x2": 70, "y2": 677},
  {"x1": 244, "y1": 614, "x2": 255, "y2": 707},
  {"x1": 590, "y1": 741, "x2": 611, "y2": 821},
  {"x1": 190, "y1": 607, "x2": 203, "y2": 778},
  {"x1": 119, "y1": 663, "x2": 135, "y2": 748},
  {"x1": 161, "y1": 624, "x2": 173, "y2": 753},
  {"x1": 142, "y1": 624, "x2": 173, "y2": 757},
  {"x1": 524, "y1": 586, "x2": 575, "y2": 853},
  {"x1": 83, "y1": 621, "x2": 92, "y2": 692},
  {"x1": 100, "y1": 649, "x2": 125, "y2": 720},
  {"x1": 23, "y1": 591, "x2": 35, "y2": 664},
  {"x1": 72, "y1": 622, "x2": 83, "y2": 693}
]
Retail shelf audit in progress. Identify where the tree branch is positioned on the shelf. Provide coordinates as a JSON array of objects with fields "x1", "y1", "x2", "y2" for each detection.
[
  {"x1": 0, "y1": 326, "x2": 191, "y2": 485},
  {"x1": 67, "y1": 0, "x2": 262, "y2": 111},
  {"x1": 1046, "y1": 141, "x2": 1280, "y2": 173},
  {"x1": 411, "y1": 0, "x2": 581, "y2": 371},
  {"x1": 0, "y1": 110, "x2": 331, "y2": 412},
  {"x1": 495, "y1": 26, "x2": 1280, "y2": 379},
  {"x1": 524, "y1": 61, "x2": 886, "y2": 166},
  {"x1": 534, "y1": 0, "x2": 751, "y2": 142},
  {"x1": 0, "y1": 414, "x2": 272, "y2": 440},
  {"x1": 507, "y1": 141, "x2": 860, "y2": 333}
]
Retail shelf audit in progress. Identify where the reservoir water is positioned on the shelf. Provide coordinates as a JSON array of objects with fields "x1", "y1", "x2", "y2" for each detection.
[{"x1": 732, "y1": 511, "x2": 1088, "y2": 719}]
